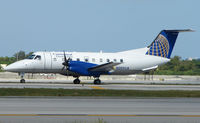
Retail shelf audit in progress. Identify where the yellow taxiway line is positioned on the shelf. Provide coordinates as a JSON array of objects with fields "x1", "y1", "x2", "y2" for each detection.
[{"x1": 90, "y1": 86, "x2": 105, "y2": 89}]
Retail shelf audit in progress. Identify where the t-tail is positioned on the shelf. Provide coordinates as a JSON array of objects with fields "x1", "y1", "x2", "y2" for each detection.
[{"x1": 146, "y1": 29, "x2": 194, "y2": 59}]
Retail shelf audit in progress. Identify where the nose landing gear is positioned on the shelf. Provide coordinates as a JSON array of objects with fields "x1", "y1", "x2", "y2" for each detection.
[
  {"x1": 19, "y1": 72, "x2": 25, "y2": 83},
  {"x1": 20, "y1": 79, "x2": 25, "y2": 83}
]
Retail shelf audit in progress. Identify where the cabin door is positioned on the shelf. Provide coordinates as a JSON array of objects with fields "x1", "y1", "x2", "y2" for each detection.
[{"x1": 44, "y1": 52, "x2": 52, "y2": 70}]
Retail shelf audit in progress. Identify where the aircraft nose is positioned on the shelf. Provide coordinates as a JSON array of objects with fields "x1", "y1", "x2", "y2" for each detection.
[
  {"x1": 4, "y1": 61, "x2": 24, "y2": 72},
  {"x1": 4, "y1": 63, "x2": 17, "y2": 72}
]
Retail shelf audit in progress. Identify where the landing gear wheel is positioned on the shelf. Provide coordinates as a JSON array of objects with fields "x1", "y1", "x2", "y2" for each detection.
[
  {"x1": 73, "y1": 79, "x2": 80, "y2": 84},
  {"x1": 94, "y1": 79, "x2": 101, "y2": 85},
  {"x1": 19, "y1": 72, "x2": 25, "y2": 83},
  {"x1": 20, "y1": 79, "x2": 25, "y2": 83}
]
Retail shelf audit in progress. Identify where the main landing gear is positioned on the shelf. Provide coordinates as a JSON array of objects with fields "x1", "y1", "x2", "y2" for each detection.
[
  {"x1": 94, "y1": 78, "x2": 101, "y2": 85},
  {"x1": 72, "y1": 76, "x2": 102, "y2": 85},
  {"x1": 73, "y1": 78, "x2": 80, "y2": 84}
]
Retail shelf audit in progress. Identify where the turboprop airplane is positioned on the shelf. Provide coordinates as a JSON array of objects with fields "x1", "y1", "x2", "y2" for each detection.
[{"x1": 4, "y1": 29, "x2": 193, "y2": 84}]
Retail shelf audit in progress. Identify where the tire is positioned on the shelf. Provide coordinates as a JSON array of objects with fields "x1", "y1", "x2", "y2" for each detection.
[
  {"x1": 73, "y1": 79, "x2": 80, "y2": 84},
  {"x1": 94, "y1": 79, "x2": 101, "y2": 85},
  {"x1": 20, "y1": 79, "x2": 25, "y2": 83}
]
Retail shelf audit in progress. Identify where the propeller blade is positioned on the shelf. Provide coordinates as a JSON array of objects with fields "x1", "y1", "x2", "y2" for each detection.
[
  {"x1": 62, "y1": 51, "x2": 71, "y2": 72},
  {"x1": 63, "y1": 51, "x2": 67, "y2": 63},
  {"x1": 61, "y1": 66, "x2": 65, "y2": 71}
]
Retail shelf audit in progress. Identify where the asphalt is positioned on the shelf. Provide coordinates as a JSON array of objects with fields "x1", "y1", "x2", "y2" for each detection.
[
  {"x1": 0, "y1": 79, "x2": 200, "y2": 122},
  {"x1": 1, "y1": 83, "x2": 200, "y2": 90},
  {"x1": 1, "y1": 79, "x2": 200, "y2": 85},
  {"x1": 0, "y1": 97, "x2": 200, "y2": 123}
]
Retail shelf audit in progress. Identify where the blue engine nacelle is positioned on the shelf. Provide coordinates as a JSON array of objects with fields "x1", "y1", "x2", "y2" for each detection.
[{"x1": 68, "y1": 61, "x2": 108, "y2": 77}]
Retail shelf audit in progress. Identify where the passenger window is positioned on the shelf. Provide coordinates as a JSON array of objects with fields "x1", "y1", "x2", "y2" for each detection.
[
  {"x1": 34, "y1": 55, "x2": 41, "y2": 60},
  {"x1": 77, "y1": 58, "x2": 80, "y2": 61},
  {"x1": 120, "y1": 59, "x2": 123, "y2": 63},
  {"x1": 92, "y1": 58, "x2": 95, "y2": 62},
  {"x1": 107, "y1": 59, "x2": 110, "y2": 62},
  {"x1": 85, "y1": 58, "x2": 89, "y2": 62},
  {"x1": 113, "y1": 59, "x2": 117, "y2": 62},
  {"x1": 100, "y1": 58, "x2": 103, "y2": 62},
  {"x1": 53, "y1": 58, "x2": 57, "y2": 61},
  {"x1": 84, "y1": 56, "x2": 89, "y2": 62}
]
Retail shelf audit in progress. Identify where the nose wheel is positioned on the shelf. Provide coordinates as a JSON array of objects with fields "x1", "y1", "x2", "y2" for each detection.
[
  {"x1": 20, "y1": 79, "x2": 25, "y2": 83},
  {"x1": 19, "y1": 72, "x2": 25, "y2": 83}
]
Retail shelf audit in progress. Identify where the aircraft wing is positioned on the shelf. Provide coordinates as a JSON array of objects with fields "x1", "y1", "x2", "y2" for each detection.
[{"x1": 88, "y1": 62, "x2": 121, "y2": 72}]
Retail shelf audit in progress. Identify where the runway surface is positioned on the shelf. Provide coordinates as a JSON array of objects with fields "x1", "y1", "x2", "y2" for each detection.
[
  {"x1": 0, "y1": 97, "x2": 200, "y2": 123},
  {"x1": 1, "y1": 78, "x2": 200, "y2": 84},
  {"x1": 1, "y1": 83, "x2": 200, "y2": 90}
]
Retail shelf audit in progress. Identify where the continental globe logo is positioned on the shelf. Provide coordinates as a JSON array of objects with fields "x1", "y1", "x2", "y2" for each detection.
[{"x1": 146, "y1": 34, "x2": 169, "y2": 58}]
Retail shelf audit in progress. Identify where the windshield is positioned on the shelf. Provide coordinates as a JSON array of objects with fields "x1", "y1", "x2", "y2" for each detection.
[
  {"x1": 27, "y1": 55, "x2": 35, "y2": 59},
  {"x1": 34, "y1": 55, "x2": 41, "y2": 60}
]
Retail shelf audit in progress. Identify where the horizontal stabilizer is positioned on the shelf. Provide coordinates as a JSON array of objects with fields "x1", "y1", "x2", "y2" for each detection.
[
  {"x1": 142, "y1": 65, "x2": 158, "y2": 71},
  {"x1": 164, "y1": 29, "x2": 194, "y2": 32}
]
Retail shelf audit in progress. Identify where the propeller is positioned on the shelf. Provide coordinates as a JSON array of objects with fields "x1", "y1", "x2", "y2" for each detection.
[{"x1": 62, "y1": 51, "x2": 71, "y2": 72}]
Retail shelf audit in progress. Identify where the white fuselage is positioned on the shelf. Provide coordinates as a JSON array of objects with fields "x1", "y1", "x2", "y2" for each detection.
[{"x1": 5, "y1": 47, "x2": 170, "y2": 76}]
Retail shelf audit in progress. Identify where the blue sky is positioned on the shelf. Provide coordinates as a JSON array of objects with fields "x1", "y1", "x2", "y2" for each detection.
[{"x1": 0, "y1": 0, "x2": 199, "y2": 59}]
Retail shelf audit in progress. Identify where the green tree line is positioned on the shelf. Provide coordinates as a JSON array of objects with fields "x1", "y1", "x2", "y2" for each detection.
[
  {"x1": 0, "y1": 51, "x2": 33, "y2": 71},
  {"x1": 154, "y1": 56, "x2": 200, "y2": 75},
  {"x1": 0, "y1": 51, "x2": 33, "y2": 64}
]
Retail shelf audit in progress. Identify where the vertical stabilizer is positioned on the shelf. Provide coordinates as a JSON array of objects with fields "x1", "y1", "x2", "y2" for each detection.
[{"x1": 146, "y1": 29, "x2": 193, "y2": 59}]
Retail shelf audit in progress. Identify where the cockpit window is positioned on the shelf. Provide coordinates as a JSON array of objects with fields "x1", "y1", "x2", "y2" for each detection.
[
  {"x1": 27, "y1": 55, "x2": 36, "y2": 59},
  {"x1": 34, "y1": 55, "x2": 41, "y2": 60}
]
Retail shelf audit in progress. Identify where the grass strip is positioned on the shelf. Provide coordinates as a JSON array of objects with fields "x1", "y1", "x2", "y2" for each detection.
[{"x1": 0, "y1": 88, "x2": 200, "y2": 97}]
